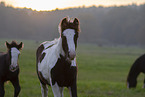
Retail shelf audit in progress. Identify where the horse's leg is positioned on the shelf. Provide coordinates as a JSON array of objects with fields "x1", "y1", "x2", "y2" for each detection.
[
  {"x1": 40, "y1": 83, "x2": 48, "y2": 97},
  {"x1": 11, "y1": 77, "x2": 21, "y2": 97},
  {"x1": 143, "y1": 75, "x2": 145, "y2": 88},
  {"x1": 51, "y1": 83, "x2": 64, "y2": 97},
  {"x1": 0, "y1": 81, "x2": 5, "y2": 97},
  {"x1": 68, "y1": 81, "x2": 77, "y2": 97}
]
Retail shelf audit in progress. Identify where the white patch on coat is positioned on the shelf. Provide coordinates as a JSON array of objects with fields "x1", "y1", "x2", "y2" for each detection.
[
  {"x1": 51, "y1": 82, "x2": 64, "y2": 97},
  {"x1": 63, "y1": 29, "x2": 76, "y2": 53},
  {"x1": 68, "y1": 87, "x2": 72, "y2": 97},
  {"x1": 71, "y1": 58, "x2": 77, "y2": 67},
  {"x1": 38, "y1": 38, "x2": 64, "y2": 84},
  {"x1": 10, "y1": 47, "x2": 20, "y2": 71},
  {"x1": 42, "y1": 38, "x2": 58, "y2": 49},
  {"x1": 40, "y1": 83, "x2": 48, "y2": 97}
]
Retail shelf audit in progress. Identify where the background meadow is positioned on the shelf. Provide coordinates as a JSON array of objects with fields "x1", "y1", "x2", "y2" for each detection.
[{"x1": 0, "y1": 40, "x2": 145, "y2": 97}]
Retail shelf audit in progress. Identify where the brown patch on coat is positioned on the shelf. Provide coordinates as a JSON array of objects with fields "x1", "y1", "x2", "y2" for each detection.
[
  {"x1": 39, "y1": 53, "x2": 46, "y2": 63},
  {"x1": 38, "y1": 71, "x2": 49, "y2": 85},
  {"x1": 36, "y1": 44, "x2": 44, "y2": 63}
]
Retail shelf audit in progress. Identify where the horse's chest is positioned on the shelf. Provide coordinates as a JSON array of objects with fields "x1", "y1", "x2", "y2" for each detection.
[
  {"x1": 0, "y1": 70, "x2": 19, "y2": 81},
  {"x1": 51, "y1": 57, "x2": 77, "y2": 87}
]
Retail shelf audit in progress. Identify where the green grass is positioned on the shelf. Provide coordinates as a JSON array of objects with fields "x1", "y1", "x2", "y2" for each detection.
[{"x1": 1, "y1": 40, "x2": 145, "y2": 97}]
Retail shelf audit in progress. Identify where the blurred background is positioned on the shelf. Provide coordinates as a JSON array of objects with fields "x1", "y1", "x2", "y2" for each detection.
[{"x1": 0, "y1": 0, "x2": 145, "y2": 46}]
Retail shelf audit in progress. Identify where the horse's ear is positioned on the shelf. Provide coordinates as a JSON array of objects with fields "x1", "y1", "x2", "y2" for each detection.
[
  {"x1": 18, "y1": 42, "x2": 24, "y2": 50},
  {"x1": 73, "y1": 18, "x2": 80, "y2": 32},
  {"x1": 73, "y1": 18, "x2": 79, "y2": 25},
  {"x1": 61, "y1": 17, "x2": 68, "y2": 27},
  {"x1": 5, "y1": 41, "x2": 11, "y2": 49}
]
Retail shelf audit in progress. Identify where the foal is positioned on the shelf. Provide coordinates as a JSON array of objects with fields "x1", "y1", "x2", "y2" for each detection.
[
  {"x1": 0, "y1": 41, "x2": 23, "y2": 97},
  {"x1": 36, "y1": 17, "x2": 80, "y2": 97}
]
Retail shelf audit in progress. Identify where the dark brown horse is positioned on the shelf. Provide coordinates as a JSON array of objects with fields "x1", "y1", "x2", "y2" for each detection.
[
  {"x1": 0, "y1": 41, "x2": 23, "y2": 97},
  {"x1": 127, "y1": 54, "x2": 145, "y2": 88}
]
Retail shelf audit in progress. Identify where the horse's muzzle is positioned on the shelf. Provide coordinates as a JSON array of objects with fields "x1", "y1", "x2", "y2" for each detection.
[
  {"x1": 69, "y1": 51, "x2": 76, "y2": 60},
  {"x1": 9, "y1": 65, "x2": 19, "y2": 72}
]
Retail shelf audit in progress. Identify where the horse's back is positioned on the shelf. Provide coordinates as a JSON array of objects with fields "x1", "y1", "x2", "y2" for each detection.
[
  {"x1": 0, "y1": 52, "x2": 6, "y2": 63},
  {"x1": 36, "y1": 39, "x2": 58, "y2": 63},
  {"x1": 134, "y1": 54, "x2": 145, "y2": 65},
  {"x1": 0, "y1": 53, "x2": 7, "y2": 76},
  {"x1": 132, "y1": 54, "x2": 145, "y2": 73},
  {"x1": 36, "y1": 44, "x2": 44, "y2": 63},
  {"x1": 41, "y1": 39, "x2": 58, "y2": 49}
]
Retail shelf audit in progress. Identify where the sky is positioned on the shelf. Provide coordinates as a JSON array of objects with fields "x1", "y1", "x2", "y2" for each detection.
[{"x1": 1, "y1": 0, "x2": 145, "y2": 11}]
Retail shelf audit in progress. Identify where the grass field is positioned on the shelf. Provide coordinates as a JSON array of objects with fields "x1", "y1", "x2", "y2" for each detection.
[{"x1": 0, "y1": 40, "x2": 145, "y2": 97}]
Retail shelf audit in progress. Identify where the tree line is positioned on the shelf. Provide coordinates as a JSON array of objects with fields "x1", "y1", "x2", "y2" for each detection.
[{"x1": 0, "y1": 2, "x2": 145, "y2": 46}]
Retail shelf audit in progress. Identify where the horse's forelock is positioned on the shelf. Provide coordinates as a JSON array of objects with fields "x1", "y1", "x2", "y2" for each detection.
[
  {"x1": 6, "y1": 41, "x2": 22, "y2": 50},
  {"x1": 59, "y1": 17, "x2": 80, "y2": 34},
  {"x1": 10, "y1": 41, "x2": 18, "y2": 47}
]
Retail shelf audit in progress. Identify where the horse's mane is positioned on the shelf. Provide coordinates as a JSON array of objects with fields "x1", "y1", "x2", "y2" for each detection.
[{"x1": 42, "y1": 38, "x2": 59, "y2": 49}]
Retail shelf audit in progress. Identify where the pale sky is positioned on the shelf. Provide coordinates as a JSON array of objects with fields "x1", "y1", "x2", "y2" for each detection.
[{"x1": 1, "y1": 0, "x2": 145, "y2": 11}]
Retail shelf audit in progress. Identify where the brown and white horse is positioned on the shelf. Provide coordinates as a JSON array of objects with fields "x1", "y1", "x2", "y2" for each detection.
[
  {"x1": 36, "y1": 17, "x2": 80, "y2": 97},
  {"x1": 0, "y1": 41, "x2": 23, "y2": 97}
]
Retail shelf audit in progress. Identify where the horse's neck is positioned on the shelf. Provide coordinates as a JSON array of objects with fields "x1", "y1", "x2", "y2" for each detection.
[
  {"x1": 55, "y1": 37, "x2": 65, "y2": 57},
  {"x1": 5, "y1": 53, "x2": 11, "y2": 65},
  {"x1": 128, "y1": 66, "x2": 141, "y2": 80}
]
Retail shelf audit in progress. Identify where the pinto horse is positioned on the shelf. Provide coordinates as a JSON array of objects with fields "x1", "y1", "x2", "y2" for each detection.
[
  {"x1": 0, "y1": 41, "x2": 23, "y2": 97},
  {"x1": 36, "y1": 17, "x2": 80, "y2": 97},
  {"x1": 127, "y1": 54, "x2": 145, "y2": 88}
]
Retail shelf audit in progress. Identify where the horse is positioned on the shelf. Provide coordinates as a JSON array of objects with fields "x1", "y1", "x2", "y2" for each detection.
[
  {"x1": 127, "y1": 54, "x2": 145, "y2": 88},
  {"x1": 36, "y1": 17, "x2": 80, "y2": 97},
  {"x1": 0, "y1": 41, "x2": 23, "y2": 97}
]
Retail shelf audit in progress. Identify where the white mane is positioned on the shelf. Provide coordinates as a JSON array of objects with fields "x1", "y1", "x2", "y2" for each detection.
[{"x1": 41, "y1": 38, "x2": 59, "y2": 49}]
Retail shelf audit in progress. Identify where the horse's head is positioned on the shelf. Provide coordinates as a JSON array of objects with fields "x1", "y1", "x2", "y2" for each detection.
[
  {"x1": 59, "y1": 17, "x2": 80, "y2": 61},
  {"x1": 127, "y1": 76, "x2": 137, "y2": 88},
  {"x1": 6, "y1": 41, "x2": 24, "y2": 72}
]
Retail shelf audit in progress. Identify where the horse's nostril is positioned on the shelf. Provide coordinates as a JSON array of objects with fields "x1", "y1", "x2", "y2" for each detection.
[
  {"x1": 69, "y1": 51, "x2": 76, "y2": 60},
  {"x1": 70, "y1": 57, "x2": 75, "y2": 60},
  {"x1": 9, "y1": 65, "x2": 19, "y2": 72}
]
